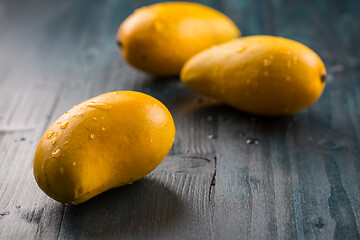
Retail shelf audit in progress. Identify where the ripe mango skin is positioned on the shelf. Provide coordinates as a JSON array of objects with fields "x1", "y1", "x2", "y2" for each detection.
[
  {"x1": 33, "y1": 91, "x2": 175, "y2": 205},
  {"x1": 181, "y1": 36, "x2": 327, "y2": 116},
  {"x1": 117, "y1": 2, "x2": 240, "y2": 76}
]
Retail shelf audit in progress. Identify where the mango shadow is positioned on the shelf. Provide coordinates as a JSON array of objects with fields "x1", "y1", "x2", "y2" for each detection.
[{"x1": 58, "y1": 176, "x2": 184, "y2": 239}]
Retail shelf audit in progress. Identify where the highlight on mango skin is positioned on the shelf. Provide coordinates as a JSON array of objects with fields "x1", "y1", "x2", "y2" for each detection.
[
  {"x1": 117, "y1": 1, "x2": 240, "y2": 76},
  {"x1": 33, "y1": 91, "x2": 176, "y2": 205}
]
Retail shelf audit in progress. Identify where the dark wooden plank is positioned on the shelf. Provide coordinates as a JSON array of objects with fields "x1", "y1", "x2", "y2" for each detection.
[{"x1": 0, "y1": 0, "x2": 359, "y2": 239}]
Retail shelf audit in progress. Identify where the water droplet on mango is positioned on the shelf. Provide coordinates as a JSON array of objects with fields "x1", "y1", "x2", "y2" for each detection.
[
  {"x1": 89, "y1": 134, "x2": 95, "y2": 139},
  {"x1": 263, "y1": 59, "x2": 270, "y2": 67},
  {"x1": 52, "y1": 148, "x2": 62, "y2": 158},
  {"x1": 51, "y1": 140, "x2": 56, "y2": 145},
  {"x1": 86, "y1": 102, "x2": 111, "y2": 110},
  {"x1": 60, "y1": 121, "x2": 69, "y2": 129},
  {"x1": 47, "y1": 132, "x2": 55, "y2": 139},
  {"x1": 237, "y1": 46, "x2": 247, "y2": 53}
]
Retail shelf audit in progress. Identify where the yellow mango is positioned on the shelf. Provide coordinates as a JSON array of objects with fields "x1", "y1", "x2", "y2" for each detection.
[
  {"x1": 117, "y1": 2, "x2": 240, "y2": 76},
  {"x1": 33, "y1": 91, "x2": 175, "y2": 204},
  {"x1": 181, "y1": 36, "x2": 327, "y2": 115}
]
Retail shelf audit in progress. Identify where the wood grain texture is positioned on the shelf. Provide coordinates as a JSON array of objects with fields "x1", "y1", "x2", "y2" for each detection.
[{"x1": 0, "y1": 0, "x2": 359, "y2": 239}]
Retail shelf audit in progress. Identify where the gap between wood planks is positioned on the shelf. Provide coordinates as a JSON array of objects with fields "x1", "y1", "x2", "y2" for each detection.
[{"x1": 209, "y1": 156, "x2": 217, "y2": 202}]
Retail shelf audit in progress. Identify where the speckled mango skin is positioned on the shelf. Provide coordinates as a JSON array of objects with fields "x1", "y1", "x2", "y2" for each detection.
[
  {"x1": 181, "y1": 36, "x2": 327, "y2": 116},
  {"x1": 33, "y1": 91, "x2": 175, "y2": 205},
  {"x1": 117, "y1": 2, "x2": 240, "y2": 76}
]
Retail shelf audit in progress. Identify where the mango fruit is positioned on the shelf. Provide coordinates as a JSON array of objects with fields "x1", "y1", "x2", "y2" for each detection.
[
  {"x1": 33, "y1": 91, "x2": 175, "y2": 204},
  {"x1": 117, "y1": 2, "x2": 240, "y2": 76},
  {"x1": 181, "y1": 36, "x2": 327, "y2": 115}
]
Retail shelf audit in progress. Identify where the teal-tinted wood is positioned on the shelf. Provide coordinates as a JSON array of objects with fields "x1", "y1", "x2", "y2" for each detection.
[{"x1": 0, "y1": 0, "x2": 359, "y2": 239}]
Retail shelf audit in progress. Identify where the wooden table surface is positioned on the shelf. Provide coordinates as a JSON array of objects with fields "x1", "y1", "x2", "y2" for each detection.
[{"x1": 1, "y1": 0, "x2": 359, "y2": 239}]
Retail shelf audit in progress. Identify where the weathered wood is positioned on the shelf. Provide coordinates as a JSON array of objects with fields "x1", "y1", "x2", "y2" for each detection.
[{"x1": 0, "y1": 0, "x2": 359, "y2": 239}]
